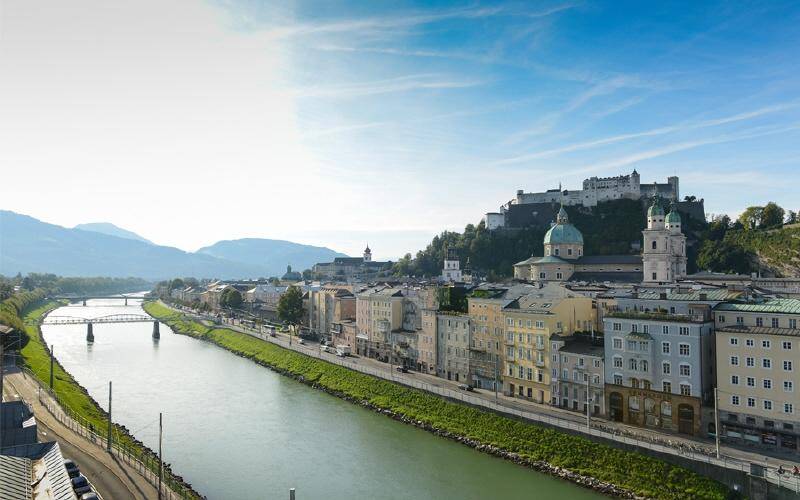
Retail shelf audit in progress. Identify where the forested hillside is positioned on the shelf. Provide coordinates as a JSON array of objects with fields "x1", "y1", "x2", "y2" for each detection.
[{"x1": 696, "y1": 204, "x2": 800, "y2": 277}]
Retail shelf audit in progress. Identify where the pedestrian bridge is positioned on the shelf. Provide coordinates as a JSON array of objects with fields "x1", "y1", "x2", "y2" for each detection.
[
  {"x1": 41, "y1": 314, "x2": 153, "y2": 325},
  {"x1": 41, "y1": 314, "x2": 161, "y2": 341}
]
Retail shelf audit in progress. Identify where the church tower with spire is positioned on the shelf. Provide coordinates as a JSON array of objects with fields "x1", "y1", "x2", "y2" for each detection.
[{"x1": 363, "y1": 244, "x2": 372, "y2": 262}]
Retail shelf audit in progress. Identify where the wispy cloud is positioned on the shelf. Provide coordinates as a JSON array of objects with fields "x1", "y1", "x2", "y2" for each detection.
[
  {"x1": 557, "y1": 122, "x2": 800, "y2": 177},
  {"x1": 497, "y1": 101, "x2": 800, "y2": 165},
  {"x1": 292, "y1": 73, "x2": 486, "y2": 99},
  {"x1": 266, "y1": 4, "x2": 576, "y2": 40}
]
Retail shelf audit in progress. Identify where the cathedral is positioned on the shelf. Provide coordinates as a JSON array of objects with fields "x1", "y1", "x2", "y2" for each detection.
[{"x1": 513, "y1": 197, "x2": 686, "y2": 284}]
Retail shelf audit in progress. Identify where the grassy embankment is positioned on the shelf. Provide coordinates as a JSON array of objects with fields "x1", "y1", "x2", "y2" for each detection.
[
  {"x1": 144, "y1": 300, "x2": 730, "y2": 500},
  {"x1": 15, "y1": 299, "x2": 200, "y2": 499}
]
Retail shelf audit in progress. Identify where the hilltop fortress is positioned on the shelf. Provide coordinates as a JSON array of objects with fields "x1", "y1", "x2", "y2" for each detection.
[{"x1": 484, "y1": 170, "x2": 681, "y2": 230}]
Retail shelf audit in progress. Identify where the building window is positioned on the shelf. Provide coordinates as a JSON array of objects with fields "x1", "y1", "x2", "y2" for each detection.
[
  {"x1": 763, "y1": 358, "x2": 772, "y2": 369},
  {"x1": 783, "y1": 341, "x2": 792, "y2": 350},
  {"x1": 746, "y1": 338, "x2": 754, "y2": 347},
  {"x1": 731, "y1": 395, "x2": 740, "y2": 405},
  {"x1": 679, "y1": 327, "x2": 689, "y2": 336},
  {"x1": 629, "y1": 359, "x2": 638, "y2": 370},
  {"x1": 762, "y1": 339, "x2": 771, "y2": 349},
  {"x1": 539, "y1": 272, "x2": 546, "y2": 279},
  {"x1": 662, "y1": 325, "x2": 669, "y2": 335},
  {"x1": 764, "y1": 400, "x2": 773, "y2": 411},
  {"x1": 784, "y1": 360, "x2": 793, "y2": 371},
  {"x1": 747, "y1": 397, "x2": 756, "y2": 407},
  {"x1": 784, "y1": 380, "x2": 794, "y2": 392},
  {"x1": 729, "y1": 337, "x2": 738, "y2": 346},
  {"x1": 746, "y1": 357, "x2": 754, "y2": 367},
  {"x1": 785, "y1": 403, "x2": 794, "y2": 414},
  {"x1": 679, "y1": 343, "x2": 690, "y2": 356},
  {"x1": 737, "y1": 317, "x2": 744, "y2": 325},
  {"x1": 651, "y1": 241, "x2": 657, "y2": 249},
  {"x1": 613, "y1": 356, "x2": 623, "y2": 368},
  {"x1": 756, "y1": 317, "x2": 764, "y2": 327},
  {"x1": 772, "y1": 318, "x2": 779, "y2": 328},
  {"x1": 556, "y1": 272, "x2": 563, "y2": 280},
  {"x1": 747, "y1": 376, "x2": 755, "y2": 387},
  {"x1": 790, "y1": 319, "x2": 797, "y2": 329},
  {"x1": 614, "y1": 374, "x2": 623, "y2": 385},
  {"x1": 663, "y1": 362, "x2": 671, "y2": 375},
  {"x1": 718, "y1": 315, "x2": 726, "y2": 323},
  {"x1": 730, "y1": 355, "x2": 739, "y2": 366},
  {"x1": 663, "y1": 381, "x2": 672, "y2": 393},
  {"x1": 652, "y1": 272, "x2": 657, "y2": 280},
  {"x1": 680, "y1": 384, "x2": 691, "y2": 396},
  {"x1": 662, "y1": 342, "x2": 670, "y2": 354},
  {"x1": 680, "y1": 364, "x2": 691, "y2": 377},
  {"x1": 763, "y1": 379, "x2": 772, "y2": 390},
  {"x1": 731, "y1": 375, "x2": 739, "y2": 385}
]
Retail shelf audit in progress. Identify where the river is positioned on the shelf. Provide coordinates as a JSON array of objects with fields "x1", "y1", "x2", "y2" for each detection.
[{"x1": 41, "y1": 298, "x2": 602, "y2": 500}]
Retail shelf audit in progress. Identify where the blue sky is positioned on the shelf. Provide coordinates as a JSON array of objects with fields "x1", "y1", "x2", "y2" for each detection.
[{"x1": 2, "y1": 1, "x2": 799, "y2": 259}]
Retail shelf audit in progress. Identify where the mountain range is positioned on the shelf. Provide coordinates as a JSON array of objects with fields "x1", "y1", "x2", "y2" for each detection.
[{"x1": 0, "y1": 210, "x2": 346, "y2": 280}]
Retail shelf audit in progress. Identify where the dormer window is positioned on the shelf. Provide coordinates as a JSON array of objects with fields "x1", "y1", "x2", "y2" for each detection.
[{"x1": 554, "y1": 248, "x2": 560, "y2": 256}]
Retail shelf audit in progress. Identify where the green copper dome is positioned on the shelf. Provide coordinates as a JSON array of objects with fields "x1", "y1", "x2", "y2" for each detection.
[
  {"x1": 544, "y1": 221, "x2": 584, "y2": 245},
  {"x1": 647, "y1": 197, "x2": 665, "y2": 217},
  {"x1": 665, "y1": 203, "x2": 681, "y2": 224}
]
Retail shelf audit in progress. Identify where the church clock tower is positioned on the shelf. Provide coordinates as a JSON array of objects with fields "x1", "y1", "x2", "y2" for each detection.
[{"x1": 642, "y1": 198, "x2": 687, "y2": 283}]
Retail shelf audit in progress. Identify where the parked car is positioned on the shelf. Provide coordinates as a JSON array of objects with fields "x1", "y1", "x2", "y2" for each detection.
[
  {"x1": 395, "y1": 366, "x2": 409, "y2": 373},
  {"x1": 63, "y1": 459, "x2": 80, "y2": 478},
  {"x1": 81, "y1": 493, "x2": 100, "y2": 500},
  {"x1": 457, "y1": 384, "x2": 474, "y2": 392},
  {"x1": 72, "y1": 475, "x2": 92, "y2": 495},
  {"x1": 297, "y1": 338, "x2": 305, "y2": 345},
  {"x1": 335, "y1": 345, "x2": 352, "y2": 357}
]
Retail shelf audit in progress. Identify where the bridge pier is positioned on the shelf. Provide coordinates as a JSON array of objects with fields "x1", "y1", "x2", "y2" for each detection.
[
  {"x1": 86, "y1": 322, "x2": 94, "y2": 343},
  {"x1": 124, "y1": 297, "x2": 128, "y2": 306},
  {"x1": 152, "y1": 321, "x2": 160, "y2": 339}
]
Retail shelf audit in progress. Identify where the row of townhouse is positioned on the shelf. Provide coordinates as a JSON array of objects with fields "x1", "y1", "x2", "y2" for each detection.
[
  {"x1": 302, "y1": 276, "x2": 800, "y2": 454},
  {"x1": 601, "y1": 286, "x2": 800, "y2": 453}
]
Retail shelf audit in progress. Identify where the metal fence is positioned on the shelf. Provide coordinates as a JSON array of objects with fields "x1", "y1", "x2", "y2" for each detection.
[
  {"x1": 21, "y1": 367, "x2": 200, "y2": 500},
  {"x1": 197, "y1": 309, "x2": 800, "y2": 489}
]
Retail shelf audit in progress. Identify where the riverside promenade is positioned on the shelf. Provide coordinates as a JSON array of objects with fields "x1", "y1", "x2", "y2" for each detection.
[
  {"x1": 2, "y1": 366, "x2": 160, "y2": 500},
  {"x1": 158, "y1": 301, "x2": 800, "y2": 497}
]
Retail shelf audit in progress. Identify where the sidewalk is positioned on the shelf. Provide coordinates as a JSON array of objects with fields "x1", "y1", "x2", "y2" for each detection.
[{"x1": 3, "y1": 367, "x2": 159, "y2": 500}]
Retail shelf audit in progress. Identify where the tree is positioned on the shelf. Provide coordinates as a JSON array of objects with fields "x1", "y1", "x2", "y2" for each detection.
[
  {"x1": 786, "y1": 210, "x2": 798, "y2": 225},
  {"x1": 761, "y1": 202, "x2": 785, "y2": 228},
  {"x1": 706, "y1": 214, "x2": 731, "y2": 241},
  {"x1": 738, "y1": 206, "x2": 764, "y2": 230},
  {"x1": 277, "y1": 286, "x2": 304, "y2": 326},
  {"x1": 684, "y1": 195, "x2": 697, "y2": 202},
  {"x1": 220, "y1": 288, "x2": 242, "y2": 309}
]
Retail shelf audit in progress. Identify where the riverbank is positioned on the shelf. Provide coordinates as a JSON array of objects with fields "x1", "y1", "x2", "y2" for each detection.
[
  {"x1": 144, "y1": 300, "x2": 730, "y2": 500},
  {"x1": 17, "y1": 299, "x2": 202, "y2": 499}
]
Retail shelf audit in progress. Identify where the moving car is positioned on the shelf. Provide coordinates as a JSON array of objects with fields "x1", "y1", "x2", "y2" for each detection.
[
  {"x1": 335, "y1": 345, "x2": 351, "y2": 357},
  {"x1": 457, "y1": 384, "x2": 474, "y2": 392},
  {"x1": 395, "y1": 366, "x2": 409, "y2": 373}
]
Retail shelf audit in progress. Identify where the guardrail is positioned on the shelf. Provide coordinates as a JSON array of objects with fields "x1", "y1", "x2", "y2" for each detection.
[
  {"x1": 21, "y1": 367, "x2": 198, "y2": 500},
  {"x1": 165, "y1": 302, "x2": 800, "y2": 493}
]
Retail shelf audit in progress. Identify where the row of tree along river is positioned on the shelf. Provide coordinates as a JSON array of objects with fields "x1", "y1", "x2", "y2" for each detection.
[{"x1": 41, "y1": 298, "x2": 601, "y2": 499}]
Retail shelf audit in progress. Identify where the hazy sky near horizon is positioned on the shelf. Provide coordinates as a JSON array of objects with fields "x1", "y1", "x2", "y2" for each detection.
[{"x1": 1, "y1": 0, "x2": 799, "y2": 259}]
